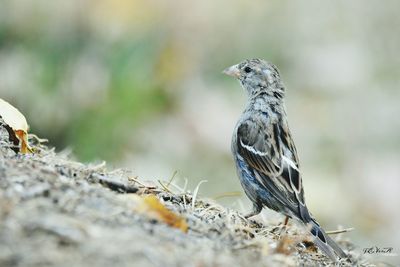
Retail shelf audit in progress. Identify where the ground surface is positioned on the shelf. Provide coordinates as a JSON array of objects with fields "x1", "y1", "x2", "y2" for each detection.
[{"x1": 0, "y1": 122, "x2": 370, "y2": 267}]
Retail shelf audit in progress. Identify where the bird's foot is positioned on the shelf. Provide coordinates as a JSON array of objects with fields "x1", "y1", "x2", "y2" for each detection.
[
  {"x1": 277, "y1": 216, "x2": 289, "y2": 236},
  {"x1": 271, "y1": 216, "x2": 290, "y2": 235},
  {"x1": 277, "y1": 216, "x2": 290, "y2": 236}
]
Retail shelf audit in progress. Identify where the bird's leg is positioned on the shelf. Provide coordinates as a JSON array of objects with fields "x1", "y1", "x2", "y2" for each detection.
[
  {"x1": 283, "y1": 216, "x2": 289, "y2": 226},
  {"x1": 278, "y1": 216, "x2": 290, "y2": 236},
  {"x1": 244, "y1": 203, "x2": 262, "y2": 219}
]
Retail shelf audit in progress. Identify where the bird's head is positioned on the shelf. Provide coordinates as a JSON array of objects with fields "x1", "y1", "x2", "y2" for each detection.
[{"x1": 223, "y1": 59, "x2": 284, "y2": 98}]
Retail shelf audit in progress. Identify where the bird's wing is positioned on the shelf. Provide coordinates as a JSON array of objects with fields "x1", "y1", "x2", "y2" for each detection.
[{"x1": 236, "y1": 114, "x2": 311, "y2": 222}]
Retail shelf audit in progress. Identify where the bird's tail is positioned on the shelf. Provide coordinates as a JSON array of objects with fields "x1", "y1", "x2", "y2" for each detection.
[{"x1": 307, "y1": 220, "x2": 347, "y2": 261}]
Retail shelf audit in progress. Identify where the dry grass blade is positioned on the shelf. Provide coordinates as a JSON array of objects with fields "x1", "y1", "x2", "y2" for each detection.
[
  {"x1": 191, "y1": 180, "x2": 207, "y2": 209},
  {"x1": 166, "y1": 170, "x2": 178, "y2": 187},
  {"x1": 158, "y1": 180, "x2": 173, "y2": 193},
  {"x1": 213, "y1": 191, "x2": 242, "y2": 200}
]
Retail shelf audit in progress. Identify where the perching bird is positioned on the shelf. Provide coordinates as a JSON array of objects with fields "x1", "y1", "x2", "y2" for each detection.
[{"x1": 223, "y1": 59, "x2": 347, "y2": 261}]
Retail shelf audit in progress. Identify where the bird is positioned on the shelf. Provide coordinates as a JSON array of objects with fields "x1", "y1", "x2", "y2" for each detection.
[{"x1": 223, "y1": 58, "x2": 347, "y2": 261}]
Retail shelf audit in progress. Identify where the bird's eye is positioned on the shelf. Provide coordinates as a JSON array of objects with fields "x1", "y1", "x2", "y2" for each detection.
[{"x1": 244, "y1": 66, "x2": 252, "y2": 73}]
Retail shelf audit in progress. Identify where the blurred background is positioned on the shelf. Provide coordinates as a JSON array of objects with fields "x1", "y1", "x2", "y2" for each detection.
[{"x1": 1, "y1": 0, "x2": 399, "y2": 264}]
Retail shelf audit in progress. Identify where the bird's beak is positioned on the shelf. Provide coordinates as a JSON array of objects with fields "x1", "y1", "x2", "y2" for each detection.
[{"x1": 223, "y1": 64, "x2": 241, "y2": 78}]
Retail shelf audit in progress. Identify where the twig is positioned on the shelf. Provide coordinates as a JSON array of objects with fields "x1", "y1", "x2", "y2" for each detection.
[
  {"x1": 88, "y1": 161, "x2": 106, "y2": 171},
  {"x1": 28, "y1": 133, "x2": 48, "y2": 143},
  {"x1": 91, "y1": 173, "x2": 138, "y2": 193},
  {"x1": 326, "y1": 227, "x2": 354, "y2": 235},
  {"x1": 128, "y1": 176, "x2": 148, "y2": 188}
]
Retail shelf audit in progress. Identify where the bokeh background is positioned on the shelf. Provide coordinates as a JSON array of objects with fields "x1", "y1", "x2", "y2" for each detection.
[{"x1": 1, "y1": 0, "x2": 399, "y2": 264}]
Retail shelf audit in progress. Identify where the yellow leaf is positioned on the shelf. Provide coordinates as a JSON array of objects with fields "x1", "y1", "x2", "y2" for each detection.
[
  {"x1": 135, "y1": 195, "x2": 188, "y2": 233},
  {"x1": 0, "y1": 98, "x2": 32, "y2": 153}
]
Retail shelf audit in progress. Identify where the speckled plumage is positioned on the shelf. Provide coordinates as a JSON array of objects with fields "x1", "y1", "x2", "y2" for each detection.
[{"x1": 224, "y1": 59, "x2": 347, "y2": 261}]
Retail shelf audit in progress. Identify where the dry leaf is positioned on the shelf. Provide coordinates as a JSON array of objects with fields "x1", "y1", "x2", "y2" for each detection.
[
  {"x1": 0, "y1": 98, "x2": 32, "y2": 153},
  {"x1": 134, "y1": 194, "x2": 188, "y2": 233}
]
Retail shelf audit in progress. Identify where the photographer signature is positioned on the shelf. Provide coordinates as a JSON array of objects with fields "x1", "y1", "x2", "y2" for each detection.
[{"x1": 363, "y1": 246, "x2": 393, "y2": 254}]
